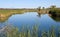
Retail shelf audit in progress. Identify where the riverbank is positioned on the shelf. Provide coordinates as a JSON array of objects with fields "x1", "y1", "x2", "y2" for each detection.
[
  {"x1": 0, "y1": 8, "x2": 60, "y2": 22},
  {"x1": 0, "y1": 9, "x2": 37, "y2": 22}
]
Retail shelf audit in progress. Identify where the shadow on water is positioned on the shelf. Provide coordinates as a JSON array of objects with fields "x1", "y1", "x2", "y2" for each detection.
[
  {"x1": 49, "y1": 10, "x2": 60, "y2": 22},
  {"x1": 49, "y1": 11, "x2": 57, "y2": 17},
  {"x1": 51, "y1": 16, "x2": 60, "y2": 22},
  {"x1": 49, "y1": 10, "x2": 60, "y2": 17}
]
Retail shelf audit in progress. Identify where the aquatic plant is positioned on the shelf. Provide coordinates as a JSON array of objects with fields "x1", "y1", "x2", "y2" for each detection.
[{"x1": 0, "y1": 24, "x2": 60, "y2": 37}]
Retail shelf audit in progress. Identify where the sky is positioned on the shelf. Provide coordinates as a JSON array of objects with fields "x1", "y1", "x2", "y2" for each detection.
[{"x1": 0, "y1": 0, "x2": 60, "y2": 8}]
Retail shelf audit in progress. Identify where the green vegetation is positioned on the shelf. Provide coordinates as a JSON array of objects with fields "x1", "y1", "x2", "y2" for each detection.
[
  {"x1": 2, "y1": 24, "x2": 39, "y2": 37},
  {"x1": 0, "y1": 6, "x2": 60, "y2": 22},
  {"x1": 49, "y1": 6, "x2": 60, "y2": 15},
  {"x1": 0, "y1": 9, "x2": 37, "y2": 22},
  {"x1": 0, "y1": 9, "x2": 36, "y2": 14},
  {"x1": 0, "y1": 25, "x2": 60, "y2": 37}
]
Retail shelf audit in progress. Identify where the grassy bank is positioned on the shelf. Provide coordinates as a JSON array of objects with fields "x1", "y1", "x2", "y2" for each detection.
[
  {"x1": 0, "y1": 9, "x2": 37, "y2": 22},
  {"x1": 0, "y1": 9, "x2": 36, "y2": 14}
]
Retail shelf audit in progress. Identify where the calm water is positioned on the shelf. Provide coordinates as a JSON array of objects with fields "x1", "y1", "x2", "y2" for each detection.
[{"x1": 0, "y1": 12, "x2": 60, "y2": 31}]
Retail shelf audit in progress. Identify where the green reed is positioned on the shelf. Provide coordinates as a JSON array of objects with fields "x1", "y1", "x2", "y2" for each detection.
[{"x1": 0, "y1": 25, "x2": 60, "y2": 37}]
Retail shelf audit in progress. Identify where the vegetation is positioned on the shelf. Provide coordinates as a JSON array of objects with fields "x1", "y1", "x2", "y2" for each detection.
[
  {"x1": 0, "y1": 24, "x2": 60, "y2": 37},
  {"x1": 0, "y1": 9, "x2": 36, "y2": 14},
  {"x1": 0, "y1": 9, "x2": 37, "y2": 22},
  {"x1": 49, "y1": 6, "x2": 60, "y2": 16},
  {"x1": 0, "y1": 6, "x2": 60, "y2": 37}
]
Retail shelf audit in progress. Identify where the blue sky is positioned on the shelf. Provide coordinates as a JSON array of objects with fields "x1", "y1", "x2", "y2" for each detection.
[{"x1": 0, "y1": 0, "x2": 60, "y2": 8}]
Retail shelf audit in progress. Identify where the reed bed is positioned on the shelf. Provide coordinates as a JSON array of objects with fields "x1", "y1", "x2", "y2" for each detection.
[{"x1": 0, "y1": 24, "x2": 60, "y2": 37}]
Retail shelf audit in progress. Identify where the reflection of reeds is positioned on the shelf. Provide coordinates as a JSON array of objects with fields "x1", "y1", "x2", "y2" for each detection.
[{"x1": 0, "y1": 25, "x2": 60, "y2": 37}]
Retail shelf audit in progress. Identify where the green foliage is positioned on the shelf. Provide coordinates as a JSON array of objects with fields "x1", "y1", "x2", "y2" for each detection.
[
  {"x1": 6, "y1": 27, "x2": 19, "y2": 37},
  {"x1": 32, "y1": 25, "x2": 38, "y2": 37},
  {"x1": 50, "y1": 7, "x2": 60, "y2": 14}
]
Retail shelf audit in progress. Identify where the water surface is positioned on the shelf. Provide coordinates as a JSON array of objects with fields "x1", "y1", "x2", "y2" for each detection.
[{"x1": 0, "y1": 12, "x2": 60, "y2": 31}]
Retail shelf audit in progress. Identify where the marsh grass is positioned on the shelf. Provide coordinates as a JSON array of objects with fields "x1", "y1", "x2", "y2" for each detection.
[{"x1": 0, "y1": 25, "x2": 60, "y2": 37}]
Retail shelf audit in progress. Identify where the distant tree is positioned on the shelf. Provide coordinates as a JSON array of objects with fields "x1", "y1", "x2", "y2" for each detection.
[
  {"x1": 51, "y1": 5, "x2": 56, "y2": 8},
  {"x1": 37, "y1": 6, "x2": 41, "y2": 11},
  {"x1": 42, "y1": 7, "x2": 45, "y2": 10},
  {"x1": 50, "y1": 5, "x2": 56, "y2": 12}
]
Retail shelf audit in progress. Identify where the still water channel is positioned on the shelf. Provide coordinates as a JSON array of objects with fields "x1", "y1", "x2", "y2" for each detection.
[{"x1": 0, "y1": 12, "x2": 60, "y2": 31}]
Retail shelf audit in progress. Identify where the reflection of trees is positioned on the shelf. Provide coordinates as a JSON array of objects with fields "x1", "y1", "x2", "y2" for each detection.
[
  {"x1": 36, "y1": 12, "x2": 41, "y2": 17},
  {"x1": 51, "y1": 16, "x2": 60, "y2": 21}
]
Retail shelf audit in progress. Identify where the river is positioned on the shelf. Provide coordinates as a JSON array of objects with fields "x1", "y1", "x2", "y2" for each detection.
[{"x1": 0, "y1": 12, "x2": 60, "y2": 31}]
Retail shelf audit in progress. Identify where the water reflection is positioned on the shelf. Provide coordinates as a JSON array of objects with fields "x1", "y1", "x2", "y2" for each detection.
[
  {"x1": 0, "y1": 12, "x2": 60, "y2": 37},
  {"x1": 37, "y1": 12, "x2": 41, "y2": 16},
  {"x1": 51, "y1": 16, "x2": 60, "y2": 22},
  {"x1": 0, "y1": 12, "x2": 60, "y2": 30}
]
